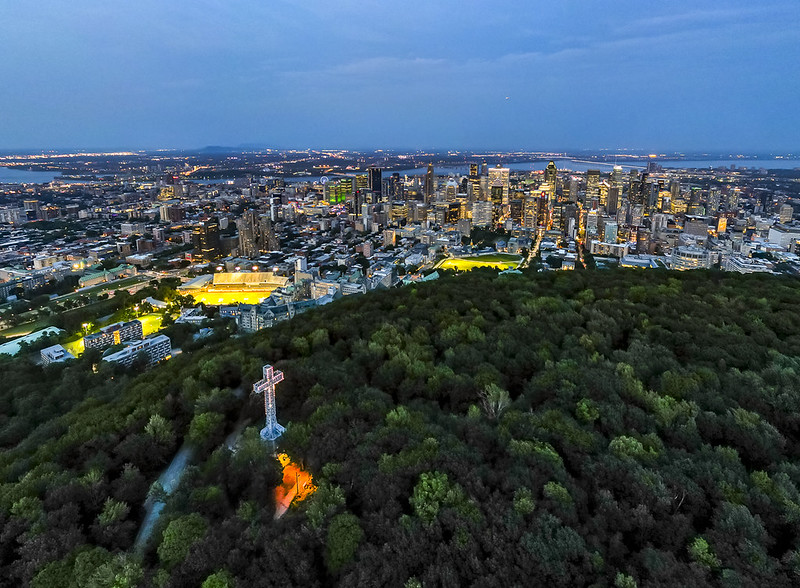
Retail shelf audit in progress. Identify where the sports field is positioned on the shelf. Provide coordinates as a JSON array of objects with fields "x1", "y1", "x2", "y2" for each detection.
[
  {"x1": 190, "y1": 289, "x2": 274, "y2": 306},
  {"x1": 437, "y1": 253, "x2": 523, "y2": 271}
]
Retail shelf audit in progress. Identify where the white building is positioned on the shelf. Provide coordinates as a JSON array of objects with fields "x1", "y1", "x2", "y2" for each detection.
[
  {"x1": 767, "y1": 224, "x2": 800, "y2": 250},
  {"x1": 41, "y1": 344, "x2": 75, "y2": 366},
  {"x1": 723, "y1": 255, "x2": 773, "y2": 274},
  {"x1": 670, "y1": 246, "x2": 711, "y2": 270},
  {"x1": 102, "y1": 335, "x2": 171, "y2": 368}
]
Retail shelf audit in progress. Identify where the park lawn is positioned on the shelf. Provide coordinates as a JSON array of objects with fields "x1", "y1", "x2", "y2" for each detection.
[{"x1": 138, "y1": 312, "x2": 164, "y2": 336}]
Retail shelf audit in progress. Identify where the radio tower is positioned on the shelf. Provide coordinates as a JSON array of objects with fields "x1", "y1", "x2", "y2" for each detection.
[{"x1": 253, "y1": 364, "x2": 285, "y2": 443}]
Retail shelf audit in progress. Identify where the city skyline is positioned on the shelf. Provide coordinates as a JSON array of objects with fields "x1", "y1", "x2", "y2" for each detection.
[{"x1": 2, "y1": 0, "x2": 798, "y2": 152}]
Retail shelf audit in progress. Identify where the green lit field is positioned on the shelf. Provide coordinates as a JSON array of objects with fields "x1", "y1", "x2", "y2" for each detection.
[
  {"x1": 61, "y1": 312, "x2": 164, "y2": 357},
  {"x1": 190, "y1": 289, "x2": 274, "y2": 306},
  {"x1": 138, "y1": 312, "x2": 164, "y2": 336},
  {"x1": 437, "y1": 254, "x2": 523, "y2": 271}
]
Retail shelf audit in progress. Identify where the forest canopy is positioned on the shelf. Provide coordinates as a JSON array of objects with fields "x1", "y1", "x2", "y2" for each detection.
[{"x1": 2, "y1": 268, "x2": 800, "y2": 587}]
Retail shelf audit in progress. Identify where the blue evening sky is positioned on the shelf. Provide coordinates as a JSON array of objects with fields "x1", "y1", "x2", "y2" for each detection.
[{"x1": 1, "y1": 0, "x2": 798, "y2": 151}]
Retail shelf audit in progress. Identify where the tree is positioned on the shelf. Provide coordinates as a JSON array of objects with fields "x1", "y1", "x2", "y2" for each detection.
[
  {"x1": 158, "y1": 513, "x2": 208, "y2": 569},
  {"x1": 202, "y1": 570, "x2": 235, "y2": 588},
  {"x1": 188, "y1": 411, "x2": 226, "y2": 449},
  {"x1": 480, "y1": 383, "x2": 510, "y2": 420},
  {"x1": 97, "y1": 498, "x2": 129, "y2": 526},
  {"x1": 326, "y1": 513, "x2": 364, "y2": 574},
  {"x1": 689, "y1": 536, "x2": 720, "y2": 569}
]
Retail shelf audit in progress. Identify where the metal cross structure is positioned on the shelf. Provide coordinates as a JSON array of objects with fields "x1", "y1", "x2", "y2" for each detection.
[{"x1": 253, "y1": 364, "x2": 285, "y2": 443}]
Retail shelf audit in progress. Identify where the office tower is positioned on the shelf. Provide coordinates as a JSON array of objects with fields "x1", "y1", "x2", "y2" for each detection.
[
  {"x1": 638, "y1": 173, "x2": 651, "y2": 215},
  {"x1": 472, "y1": 201, "x2": 493, "y2": 227},
  {"x1": 545, "y1": 160, "x2": 558, "y2": 187},
  {"x1": 237, "y1": 209, "x2": 259, "y2": 257},
  {"x1": 727, "y1": 188, "x2": 741, "y2": 211},
  {"x1": 586, "y1": 170, "x2": 601, "y2": 200},
  {"x1": 488, "y1": 165, "x2": 510, "y2": 205},
  {"x1": 368, "y1": 167, "x2": 383, "y2": 194},
  {"x1": 523, "y1": 193, "x2": 537, "y2": 229},
  {"x1": 780, "y1": 204, "x2": 794, "y2": 224},
  {"x1": 236, "y1": 211, "x2": 278, "y2": 256},
  {"x1": 603, "y1": 221, "x2": 618, "y2": 243},
  {"x1": 490, "y1": 182, "x2": 504, "y2": 225},
  {"x1": 445, "y1": 202, "x2": 460, "y2": 224},
  {"x1": 651, "y1": 213, "x2": 668, "y2": 234},
  {"x1": 445, "y1": 178, "x2": 458, "y2": 202},
  {"x1": 424, "y1": 163, "x2": 434, "y2": 205},
  {"x1": 630, "y1": 205, "x2": 644, "y2": 226},
  {"x1": 670, "y1": 180, "x2": 680, "y2": 201},
  {"x1": 389, "y1": 173, "x2": 402, "y2": 200},
  {"x1": 607, "y1": 186, "x2": 620, "y2": 216},
  {"x1": 599, "y1": 181, "x2": 609, "y2": 208},
  {"x1": 617, "y1": 200, "x2": 629, "y2": 225},
  {"x1": 568, "y1": 176, "x2": 579, "y2": 203},
  {"x1": 536, "y1": 194, "x2": 550, "y2": 228},
  {"x1": 481, "y1": 161, "x2": 488, "y2": 176},
  {"x1": 708, "y1": 188, "x2": 721, "y2": 214},
  {"x1": 259, "y1": 214, "x2": 279, "y2": 251},
  {"x1": 552, "y1": 203, "x2": 566, "y2": 233},
  {"x1": 468, "y1": 163, "x2": 481, "y2": 202},
  {"x1": 657, "y1": 190, "x2": 670, "y2": 213},
  {"x1": 611, "y1": 165, "x2": 624, "y2": 192},
  {"x1": 628, "y1": 170, "x2": 639, "y2": 199},
  {"x1": 195, "y1": 218, "x2": 221, "y2": 260},
  {"x1": 509, "y1": 199, "x2": 524, "y2": 224},
  {"x1": 629, "y1": 172, "x2": 647, "y2": 210},
  {"x1": 586, "y1": 209, "x2": 599, "y2": 236}
]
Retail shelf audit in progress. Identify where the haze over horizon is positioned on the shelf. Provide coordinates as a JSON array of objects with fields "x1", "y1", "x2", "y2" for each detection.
[{"x1": 2, "y1": 0, "x2": 798, "y2": 152}]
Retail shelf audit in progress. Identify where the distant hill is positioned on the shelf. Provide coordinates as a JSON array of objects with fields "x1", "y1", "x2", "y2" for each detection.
[{"x1": 3, "y1": 269, "x2": 800, "y2": 587}]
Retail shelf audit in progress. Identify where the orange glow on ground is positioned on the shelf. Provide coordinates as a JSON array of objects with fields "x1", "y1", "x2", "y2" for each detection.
[{"x1": 274, "y1": 453, "x2": 315, "y2": 519}]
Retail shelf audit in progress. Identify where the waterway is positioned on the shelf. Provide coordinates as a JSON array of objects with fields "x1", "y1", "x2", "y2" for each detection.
[
  {"x1": 2, "y1": 157, "x2": 797, "y2": 186},
  {"x1": 392, "y1": 158, "x2": 800, "y2": 176},
  {"x1": 0, "y1": 167, "x2": 63, "y2": 183}
]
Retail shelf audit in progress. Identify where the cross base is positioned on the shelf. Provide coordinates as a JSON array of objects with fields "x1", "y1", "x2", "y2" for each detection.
[{"x1": 260, "y1": 422, "x2": 286, "y2": 442}]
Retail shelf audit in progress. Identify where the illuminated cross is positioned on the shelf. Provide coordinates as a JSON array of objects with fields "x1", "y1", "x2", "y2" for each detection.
[{"x1": 253, "y1": 364, "x2": 285, "y2": 442}]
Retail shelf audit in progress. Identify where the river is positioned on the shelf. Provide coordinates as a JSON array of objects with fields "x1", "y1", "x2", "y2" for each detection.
[{"x1": 2, "y1": 157, "x2": 797, "y2": 186}]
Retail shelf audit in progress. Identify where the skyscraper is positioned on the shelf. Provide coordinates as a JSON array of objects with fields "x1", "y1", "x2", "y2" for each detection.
[
  {"x1": 237, "y1": 209, "x2": 278, "y2": 257},
  {"x1": 390, "y1": 173, "x2": 403, "y2": 201},
  {"x1": 445, "y1": 178, "x2": 458, "y2": 202},
  {"x1": 488, "y1": 165, "x2": 510, "y2": 205},
  {"x1": 607, "y1": 186, "x2": 620, "y2": 216},
  {"x1": 611, "y1": 165, "x2": 624, "y2": 194},
  {"x1": 586, "y1": 170, "x2": 601, "y2": 201},
  {"x1": 368, "y1": 167, "x2": 383, "y2": 194},
  {"x1": 468, "y1": 163, "x2": 481, "y2": 202},
  {"x1": 545, "y1": 161, "x2": 558, "y2": 187},
  {"x1": 196, "y1": 218, "x2": 221, "y2": 261},
  {"x1": 424, "y1": 163, "x2": 434, "y2": 205}
]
